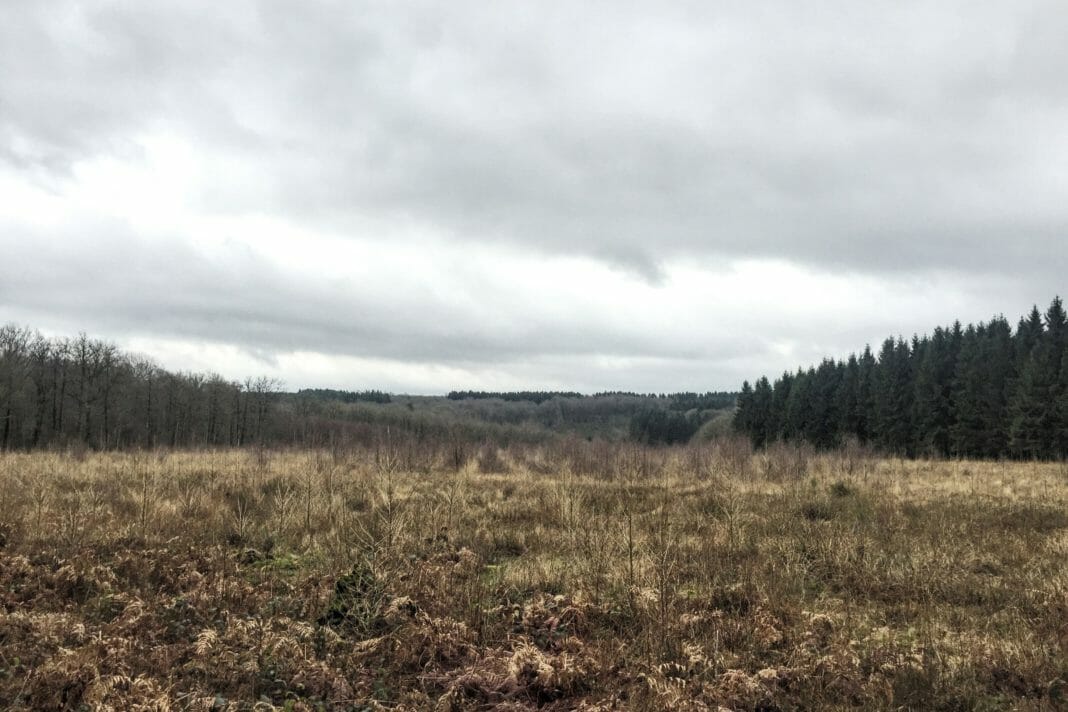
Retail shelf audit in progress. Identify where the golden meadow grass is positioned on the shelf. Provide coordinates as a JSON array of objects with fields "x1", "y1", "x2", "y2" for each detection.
[{"x1": 1, "y1": 444, "x2": 1067, "y2": 710}]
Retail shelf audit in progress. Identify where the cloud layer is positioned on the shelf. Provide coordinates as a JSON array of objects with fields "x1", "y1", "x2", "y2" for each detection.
[{"x1": 2, "y1": 1, "x2": 1065, "y2": 391}]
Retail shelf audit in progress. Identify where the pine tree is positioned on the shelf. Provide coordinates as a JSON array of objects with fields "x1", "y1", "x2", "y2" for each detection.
[
  {"x1": 734, "y1": 380, "x2": 754, "y2": 437},
  {"x1": 874, "y1": 338, "x2": 914, "y2": 454},
  {"x1": 912, "y1": 329, "x2": 955, "y2": 456},
  {"x1": 1056, "y1": 350, "x2": 1068, "y2": 458},
  {"x1": 1015, "y1": 305, "x2": 1044, "y2": 369},
  {"x1": 950, "y1": 325, "x2": 985, "y2": 457},
  {"x1": 783, "y1": 368, "x2": 813, "y2": 442},
  {"x1": 836, "y1": 354, "x2": 860, "y2": 440},
  {"x1": 806, "y1": 359, "x2": 842, "y2": 449},
  {"x1": 1044, "y1": 297, "x2": 1067, "y2": 454},
  {"x1": 1010, "y1": 350, "x2": 1054, "y2": 459},
  {"x1": 979, "y1": 317, "x2": 1014, "y2": 457},
  {"x1": 769, "y1": 371, "x2": 793, "y2": 442},
  {"x1": 949, "y1": 319, "x2": 1013, "y2": 458},
  {"x1": 855, "y1": 346, "x2": 877, "y2": 443},
  {"x1": 1045, "y1": 296, "x2": 1067, "y2": 357},
  {"x1": 750, "y1": 376, "x2": 774, "y2": 447},
  {"x1": 1007, "y1": 299, "x2": 1066, "y2": 459}
]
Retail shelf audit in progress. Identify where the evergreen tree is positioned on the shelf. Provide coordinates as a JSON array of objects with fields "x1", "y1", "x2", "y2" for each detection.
[
  {"x1": 1015, "y1": 305, "x2": 1044, "y2": 369},
  {"x1": 1010, "y1": 350, "x2": 1055, "y2": 459},
  {"x1": 949, "y1": 320, "x2": 1013, "y2": 458},
  {"x1": 1044, "y1": 297, "x2": 1068, "y2": 453},
  {"x1": 912, "y1": 329, "x2": 955, "y2": 456},
  {"x1": 1045, "y1": 296, "x2": 1067, "y2": 358},
  {"x1": 783, "y1": 368, "x2": 813, "y2": 442},
  {"x1": 1057, "y1": 350, "x2": 1068, "y2": 458},
  {"x1": 769, "y1": 371, "x2": 793, "y2": 442},
  {"x1": 750, "y1": 376, "x2": 774, "y2": 447},
  {"x1": 806, "y1": 359, "x2": 842, "y2": 449},
  {"x1": 855, "y1": 346, "x2": 877, "y2": 442},
  {"x1": 982, "y1": 316, "x2": 1015, "y2": 456},
  {"x1": 950, "y1": 325, "x2": 985, "y2": 456},
  {"x1": 734, "y1": 380, "x2": 754, "y2": 437},
  {"x1": 836, "y1": 354, "x2": 860, "y2": 440},
  {"x1": 874, "y1": 338, "x2": 914, "y2": 454},
  {"x1": 1007, "y1": 299, "x2": 1067, "y2": 459}
]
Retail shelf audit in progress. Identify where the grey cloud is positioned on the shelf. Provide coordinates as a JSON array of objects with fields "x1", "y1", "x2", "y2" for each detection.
[
  {"x1": 0, "y1": 223, "x2": 759, "y2": 370},
  {"x1": 3, "y1": 1, "x2": 1068, "y2": 280},
  {"x1": 3, "y1": 1, "x2": 1068, "y2": 391},
  {"x1": 0, "y1": 218, "x2": 1034, "y2": 393}
]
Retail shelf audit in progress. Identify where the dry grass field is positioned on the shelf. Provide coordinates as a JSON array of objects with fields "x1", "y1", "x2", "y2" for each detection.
[{"x1": 1, "y1": 443, "x2": 1067, "y2": 710}]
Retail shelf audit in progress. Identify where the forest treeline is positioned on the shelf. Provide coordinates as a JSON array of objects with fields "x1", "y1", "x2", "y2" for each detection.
[
  {"x1": 624, "y1": 393, "x2": 738, "y2": 444},
  {"x1": 447, "y1": 390, "x2": 737, "y2": 444},
  {"x1": 448, "y1": 390, "x2": 736, "y2": 410},
  {"x1": 0, "y1": 324, "x2": 737, "y2": 451},
  {"x1": 627, "y1": 408, "x2": 702, "y2": 445},
  {"x1": 0, "y1": 326, "x2": 282, "y2": 449},
  {"x1": 297, "y1": 388, "x2": 392, "y2": 404},
  {"x1": 734, "y1": 297, "x2": 1068, "y2": 459},
  {"x1": 447, "y1": 390, "x2": 583, "y2": 404}
]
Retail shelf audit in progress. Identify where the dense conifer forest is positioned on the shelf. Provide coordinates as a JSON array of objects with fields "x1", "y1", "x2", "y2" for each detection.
[{"x1": 734, "y1": 297, "x2": 1068, "y2": 459}]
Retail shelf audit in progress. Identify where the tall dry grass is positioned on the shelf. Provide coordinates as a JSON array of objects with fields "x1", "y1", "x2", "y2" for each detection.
[{"x1": 0, "y1": 441, "x2": 1066, "y2": 710}]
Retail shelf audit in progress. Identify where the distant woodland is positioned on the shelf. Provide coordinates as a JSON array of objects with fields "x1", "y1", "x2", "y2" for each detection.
[
  {"x1": 9, "y1": 296, "x2": 1068, "y2": 460},
  {"x1": 0, "y1": 325, "x2": 736, "y2": 451},
  {"x1": 735, "y1": 297, "x2": 1068, "y2": 460}
]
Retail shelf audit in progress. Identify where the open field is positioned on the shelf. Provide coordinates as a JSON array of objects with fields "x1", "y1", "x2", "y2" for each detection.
[{"x1": 1, "y1": 445, "x2": 1067, "y2": 710}]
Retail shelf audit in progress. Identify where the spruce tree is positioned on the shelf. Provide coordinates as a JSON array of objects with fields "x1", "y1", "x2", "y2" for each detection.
[
  {"x1": 1045, "y1": 296, "x2": 1067, "y2": 357},
  {"x1": 1015, "y1": 305, "x2": 1044, "y2": 369},
  {"x1": 1057, "y1": 350, "x2": 1068, "y2": 458},
  {"x1": 1007, "y1": 299, "x2": 1066, "y2": 459},
  {"x1": 836, "y1": 354, "x2": 860, "y2": 440},
  {"x1": 750, "y1": 376, "x2": 774, "y2": 447},
  {"x1": 950, "y1": 324, "x2": 984, "y2": 457},
  {"x1": 1010, "y1": 350, "x2": 1054, "y2": 459},
  {"x1": 913, "y1": 329, "x2": 954, "y2": 456},
  {"x1": 1044, "y1": 297, "x2": 1067, "y2": 454},
  {"x1": 806, "y1": 359, "x2": 842, "y2": 449},
  {"x1": 734, "y1": 380, "x2": 754, "y2": 437},
  {"x1": 949, "y1": 320, "x2": 1013, "y2": 458},
  {"x1": 784, "y1": 368, "x2": 813, "y2": 442},
  {"x1": 856, "y1": 346, "x2": 877, "y2": 443},
  {"x1": 980, "y1": 317, "x2": 1014, "y2": 457},
  {"x1": 769, "y1": 371, "x2": 793, "y2": 442},
  {"x1": 874, "y1": 338, "x2": 914, "y2": 454}
]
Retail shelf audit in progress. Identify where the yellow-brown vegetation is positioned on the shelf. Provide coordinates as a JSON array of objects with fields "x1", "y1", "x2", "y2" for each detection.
[{"x1": 1, "y1": 442, "x2": 1066, "y2": 710}]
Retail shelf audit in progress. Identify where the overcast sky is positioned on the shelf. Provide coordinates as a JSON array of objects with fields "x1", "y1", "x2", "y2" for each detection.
[{"x1": 2, "y1": 1, "x2": 1066, "y2": 393}]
